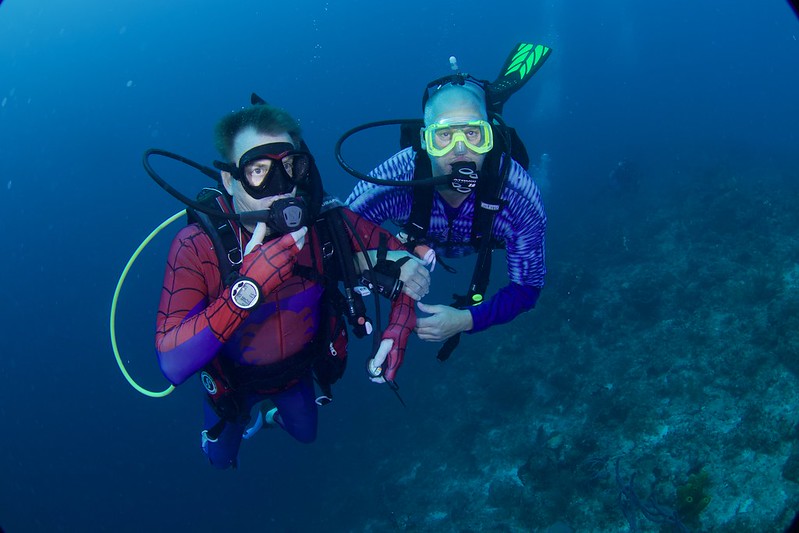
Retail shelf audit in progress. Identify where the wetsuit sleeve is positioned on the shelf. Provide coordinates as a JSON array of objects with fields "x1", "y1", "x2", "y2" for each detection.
[
  {"x1": 345, "y1": 148, "x2": 416, "y2": 226},
  {"x1": 468, "y1": 160, "x2": 547, "y2": 333},
  {"x1": 468, "y1": 282, "x2": 541, "y2": 333},
  {"x1": 155, "y1": 227, "x2": 302, "y2": 385},
  {"x1": 342, "y1": 209, "x2": 416, "y2": 381}
]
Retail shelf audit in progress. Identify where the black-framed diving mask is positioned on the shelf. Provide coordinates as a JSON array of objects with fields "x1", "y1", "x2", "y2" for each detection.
[{"x1": 214, "y1": 142, "x2": 313, "y2": 200}]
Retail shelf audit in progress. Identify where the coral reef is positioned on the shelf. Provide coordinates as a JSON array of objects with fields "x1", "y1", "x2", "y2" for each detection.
[{"x1": 359, "y1": 157, "x2": 799, "y2": 532}]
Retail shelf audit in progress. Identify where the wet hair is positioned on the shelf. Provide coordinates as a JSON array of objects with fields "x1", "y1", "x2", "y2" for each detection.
[
  {"x1": 214, "y1": 103, "x2": 303, "y2": 162},
  {"x1": 424, "y1": 84, "x2": 487, "y2": 126}
]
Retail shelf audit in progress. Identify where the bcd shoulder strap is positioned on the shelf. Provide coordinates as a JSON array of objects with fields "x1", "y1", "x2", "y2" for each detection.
[
  {"x1": 437, "y1": 130, "x2": 523, "y2": 362},
  {"x1": 187, "y1": 187, "x2": 242, "y2": 287}
]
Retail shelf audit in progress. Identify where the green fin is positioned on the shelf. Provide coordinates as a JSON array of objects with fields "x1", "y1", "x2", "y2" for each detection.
[{"x1": 487, "y1": 42, "x2": 552, "y2": 114}]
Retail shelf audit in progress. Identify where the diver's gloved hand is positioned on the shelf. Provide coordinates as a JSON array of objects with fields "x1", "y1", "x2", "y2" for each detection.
[
  {"x1": 244, "y1": 222, "x2": 269, "y2": 255},
  {"x1": 368, "y1": 313, "x2": 413, "y2": 383},
  {"x1": 412, "y1": 244, "x2": 436, "y2": 272},
  {"x1": 367, "y1": 338, "x2": 395, "y2": 384},
  {"x1": 239, "y1": 225, "x2": 307, "y2": 294},
  {"x1": 245, "y1": 222, "x2": 307, "y2": 254},
  {"x1": 398, "y1": 255, "x2": 431, "y2": 301}
]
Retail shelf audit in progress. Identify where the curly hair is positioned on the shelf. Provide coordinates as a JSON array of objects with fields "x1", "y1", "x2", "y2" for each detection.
[{"x1": 213, "y1": 103, "x2": 303, "y2": 162}]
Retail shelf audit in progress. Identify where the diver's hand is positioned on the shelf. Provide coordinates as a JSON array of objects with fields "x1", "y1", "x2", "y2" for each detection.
[
  {"x1": 398, "y1": 255, "x2": 431, "y2": 301},
  {"x1": 244, "y1": 222, "x2": 268, "y2": 255},
  {"x1": 414, "y1": 302, "x2": 473, "y2": 342},
  {"x1": 367, "y1": 338, "x2": 394, "y2": 383},
  {"x1": 290, "y1": 227, "x2": 307, "y2": 250},
  {"x1": 246, "y1": 223, "x2": 307, "y2": 254},
  {"x1": 375, "y1": 250, "x2": 430, "y2": 301},
  {"x1": 411, "y1": 244, "x2": 436, "y2": 272},
  {"x1": 239, "y1": 227, "x2": 307, "y2": 293}
]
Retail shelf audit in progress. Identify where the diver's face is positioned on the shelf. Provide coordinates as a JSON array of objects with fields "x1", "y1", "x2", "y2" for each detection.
[
  {"x1": 221, "y1": 128, "x2": 297, "y2": 219},
  {"x1": 427, "y1": 101, "x2": 487, "y2": 180}
]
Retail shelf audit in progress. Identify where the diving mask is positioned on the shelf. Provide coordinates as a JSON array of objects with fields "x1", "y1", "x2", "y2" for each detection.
[
  {"x1": 214, "y1": 142, "x2": 313, "y2": 199},
  {"x1": 421, "y1": 119, "x2": 494, "y2": 157}
]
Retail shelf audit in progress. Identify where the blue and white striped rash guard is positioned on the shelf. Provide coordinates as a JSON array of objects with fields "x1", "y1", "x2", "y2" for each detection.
[{"x1": 346, "y1": 147, "x2": 547, "y2": 333}]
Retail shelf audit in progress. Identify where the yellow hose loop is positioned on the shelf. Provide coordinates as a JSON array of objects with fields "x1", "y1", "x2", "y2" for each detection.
[{"x1": 110, "y1": 210, "x2": 186, "y2": 397}]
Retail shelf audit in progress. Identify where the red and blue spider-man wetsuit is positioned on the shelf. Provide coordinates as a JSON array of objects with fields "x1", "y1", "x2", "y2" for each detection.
[{"x1": 155, "y1": 208, "x2": 415, "y2": 469}]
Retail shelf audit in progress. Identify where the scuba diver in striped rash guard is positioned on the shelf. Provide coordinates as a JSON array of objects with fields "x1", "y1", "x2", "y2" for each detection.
[{"x1": 341, "y1": 44, "x2": 550, "y2": 361}]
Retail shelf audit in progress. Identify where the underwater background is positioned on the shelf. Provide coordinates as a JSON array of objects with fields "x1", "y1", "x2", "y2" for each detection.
[{"x1": 2, "y1": 0, "x2": 799, "y2": 531}]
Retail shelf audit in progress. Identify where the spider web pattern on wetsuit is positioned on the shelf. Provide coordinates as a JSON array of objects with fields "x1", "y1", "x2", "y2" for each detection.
[
  {"x1": 155, "y1": 224, "x2": 303, "y2": 384},
  {"x1": 155, "y1": 226, "x2": 249, "y2": 384},
  {"x1": 156, "y1": 225, "x2": 243, "y2": 349},
  {"x1": 156, "y1": 212, "x2": 416, "y2": 385}
]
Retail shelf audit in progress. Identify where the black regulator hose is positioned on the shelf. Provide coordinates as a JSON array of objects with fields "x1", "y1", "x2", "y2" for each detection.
[
  {"x1": 143, "y1": 148, "x2": 272, "y2": 224},
  {"x1": 335, "y1": 115, "x2": 514, "y2": 188},
  {"x1": 334, "y1": 119, "x2": 452, "y2": 187}
]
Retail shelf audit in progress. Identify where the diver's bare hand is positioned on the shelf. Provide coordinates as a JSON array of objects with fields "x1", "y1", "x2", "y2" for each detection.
[{"x1": 414, "y1": 302, "x2": 472, "y2": 342}]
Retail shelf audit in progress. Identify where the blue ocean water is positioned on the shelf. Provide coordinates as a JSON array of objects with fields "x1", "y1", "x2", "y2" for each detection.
[{"x1": 1, "y1": 1, "x2": 799, "y2": 531}]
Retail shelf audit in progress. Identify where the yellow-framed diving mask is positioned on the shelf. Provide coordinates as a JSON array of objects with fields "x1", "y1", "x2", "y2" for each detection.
[{"x1": 420, "y1": 119, "x2": 494, "y2": 157}]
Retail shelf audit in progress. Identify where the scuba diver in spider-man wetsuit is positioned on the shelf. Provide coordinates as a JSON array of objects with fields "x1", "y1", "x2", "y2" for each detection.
[{"x1": 155, "y1": 100, "x2": 424, "y2": 469}]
